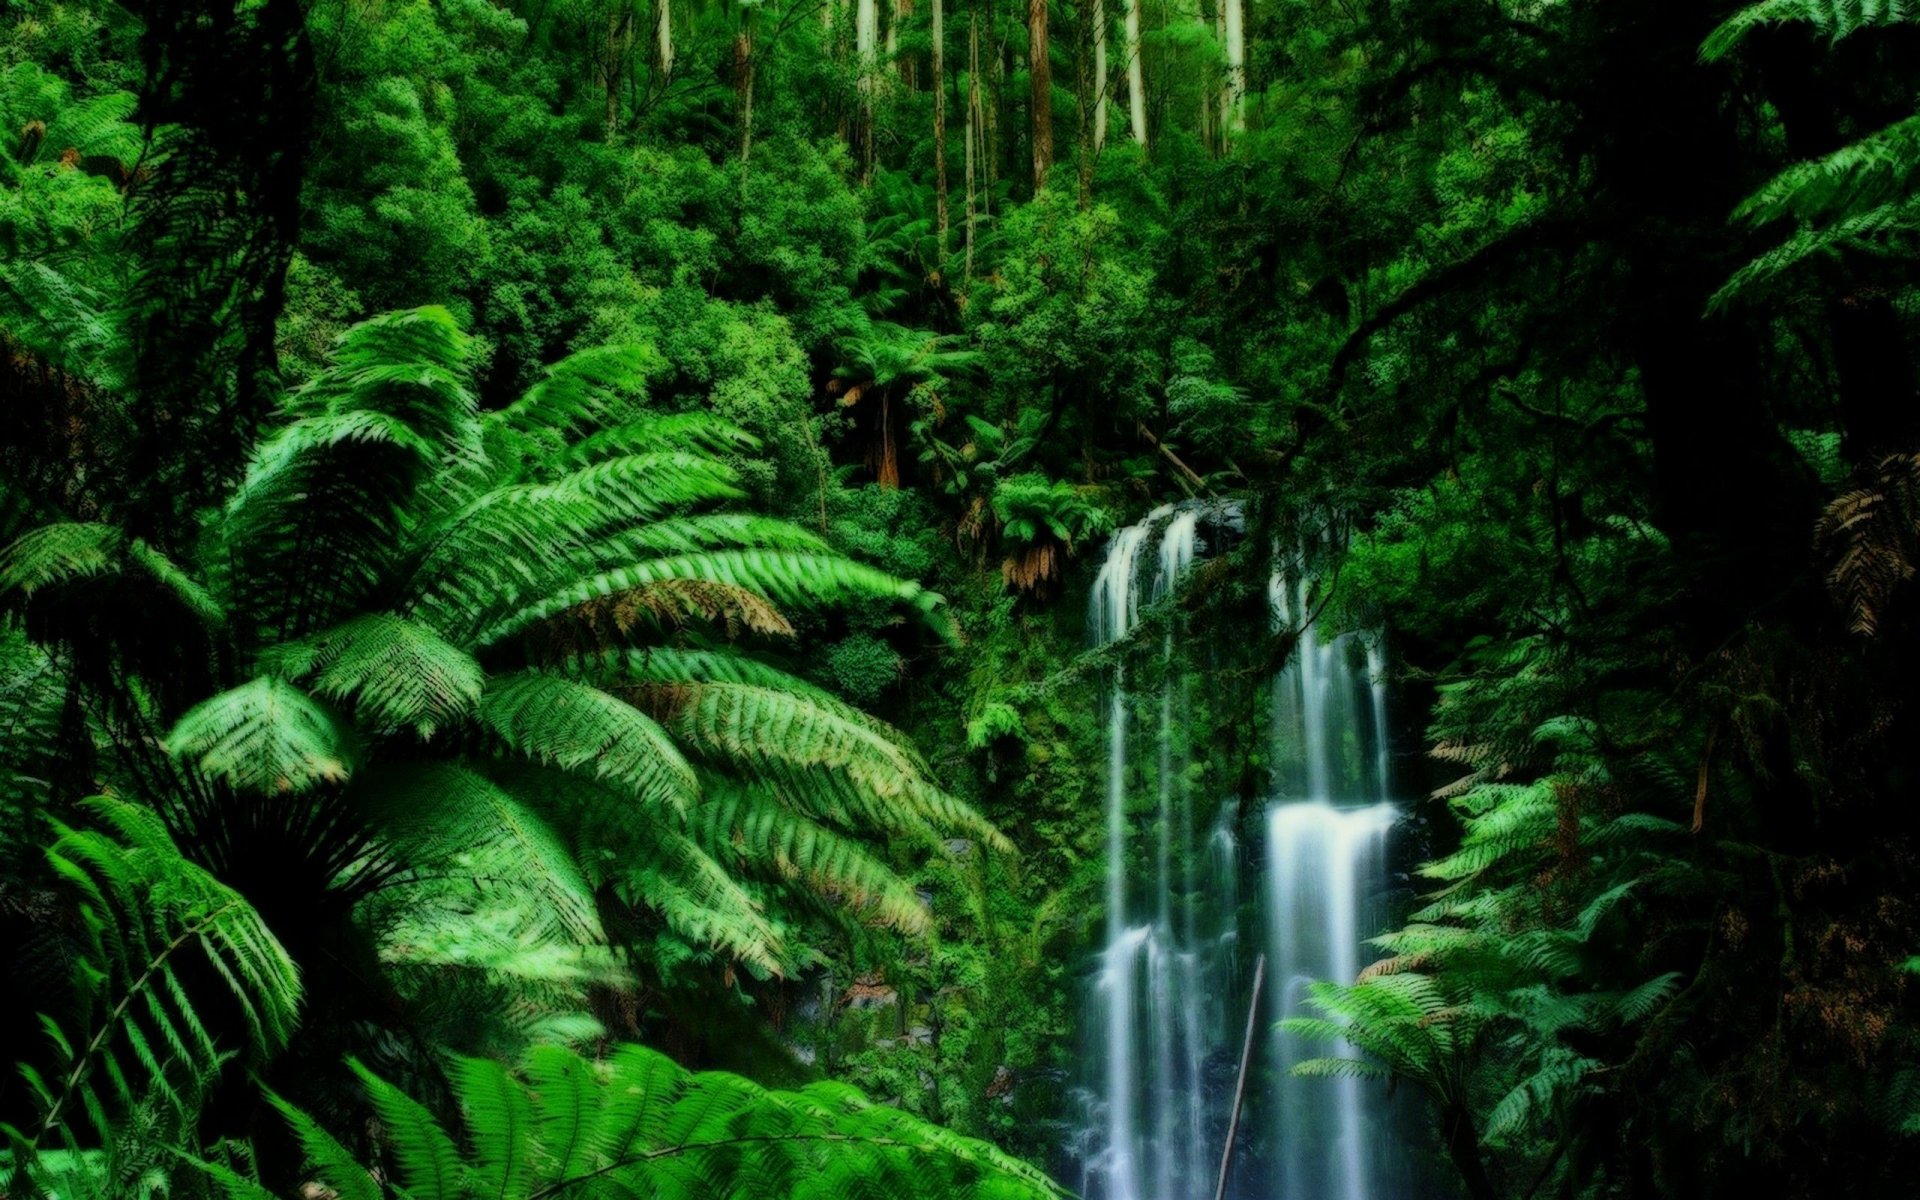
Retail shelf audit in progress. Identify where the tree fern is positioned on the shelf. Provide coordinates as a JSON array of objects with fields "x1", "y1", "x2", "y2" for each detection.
[{"x1": 11, "y1": 306, "x2": 1008, "y2": 1110}]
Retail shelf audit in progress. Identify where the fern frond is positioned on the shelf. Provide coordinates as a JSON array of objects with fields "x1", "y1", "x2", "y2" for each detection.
[
  {"x1": 1816, "y1": 454, "x2": 1920, "y2": 635},
  {"x1": 659, "y1": 680, "x2": 1008, "y2": 850},
  {"x1": 494, "y1": 343, "x2": 662, "y2": 439},
  {"x1": 1711, "y1": 201, "x2": 1920, "y2": 307},
  {"x1": 276, "y1": 1043, "x2": 1064, "y2": 1200},
  {"x1": 27, "y1": 799, "x2": 299, "y2": 1152},
  {"x1": 1288, "y1": 1056, "x2": 1391, "y2": 1080},
  {"x1": 1703, "y1": 0, "x2": 1918, "y2": 61},
  {"x1": 476, "y1": 551, "x2": 952, "y2": 647},
  {"x1": 477, "y1": 672, "x2": 698, "y2": 815},
  {"x1": 353, "y1": 763, "x2": 607, "y2": 952},
  {"x1": 1, "y1": 523, "x2": 124, "y2": 593},
  {"x1": 267, "y1": 613, "x2": 483, "y2": 737},
  {"x1": 165, "y1": 678, "x2": 355, "y2": 794},
  {"x1": 1482, "y1": 1048, "x2": 1599, "y2": 1142},
  {"x1": 567, "y1": 411, "x2": 762, "y2": 466},
  {"x1": 1, "y1": 524, "x2": 226, "y2": 627},
  {"x1": 691, "y1": 785, "x2": 932, "y2": 934},
  {"x1": 451, "y1": 1056, "x2": 536, "y2": 1200},
  {"x1": 566, "y1": 646, "x2": 928, "y2": 768},
  {"x1": 347, "y1": 1060, "x2": 465, "y2": 1200},
  {"x1": 497, "y1": 766, "x2": 785, "y2": 973},
  {"x1": 1736, "y1": 113, "x2": 1920, "y2": 226}
]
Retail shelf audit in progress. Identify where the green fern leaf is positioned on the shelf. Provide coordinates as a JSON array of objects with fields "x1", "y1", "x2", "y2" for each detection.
[{"x1": 165, "y1": 678, "x2": 355, "y2": 793}]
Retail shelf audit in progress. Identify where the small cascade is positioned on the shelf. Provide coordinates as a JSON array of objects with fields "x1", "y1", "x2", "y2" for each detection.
[{"x1": 1076, "y1": 508, "x2": 1402, "y2": 1200}]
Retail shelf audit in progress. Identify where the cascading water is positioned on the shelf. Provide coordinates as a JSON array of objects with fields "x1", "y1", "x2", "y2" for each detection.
[{"x1": 1075, "y1": 506, "x2": 1403, "y2": 1200}]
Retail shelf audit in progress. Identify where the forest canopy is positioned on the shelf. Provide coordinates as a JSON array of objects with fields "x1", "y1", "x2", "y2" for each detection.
[{"x1": 2, "y1": 0, "x2": 1919, "y2": 1197}]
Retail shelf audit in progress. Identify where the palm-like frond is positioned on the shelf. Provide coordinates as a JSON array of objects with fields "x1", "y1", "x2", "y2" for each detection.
[
  {"x1": 20, "y1": 799, "x2": 300, "y2": 1155},
  {"x1": 475, "y1": 549, "x2": 953, "y2": 647},
  {"x1": 165, "y1": 678, "x2": 356, "y2": 794},
  {"x1": 478, "y1": 672, "x2": 698, "y2": 815},
  {"x1": 1702, "y1": 0, "x2": 1918, "y2": 60},
  {"x1": 208, "y1": 1043, "x2": 1064, "y2": 1200},
  {"x1": 267, "y1": 613, "x2": 483, "y2": 738},
  {"x1": 690, "y1": 784, "x2": 933, "y2": 934}
]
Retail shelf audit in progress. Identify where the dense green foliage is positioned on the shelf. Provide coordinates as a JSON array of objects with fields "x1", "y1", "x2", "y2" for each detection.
[{"x1": 3, "y1": 0, "x2": 1920, "y2": 1196}]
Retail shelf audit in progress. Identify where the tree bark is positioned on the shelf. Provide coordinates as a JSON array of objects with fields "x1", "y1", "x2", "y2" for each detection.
[
  {"x1": 1221, "y1": 0, "x2": 1244, "y2": 136},
  {"x1": 1122, "y1": 0, "x2": 1146, "y2": 144},
  {"x1": 858, "y1": 0, "x2": 879, "y2": 179},
  {"x1": 735, "y1": 10, "x2": 756, "y2": 163},
  {"x1": 933, "y1": 0, "x2": 949, "y2": 259},
  {"x1": 1443, "y1": 1102, "x2": 1500, "y2": 1200},
  {"x1": 965, "y1": 10, "x2": 980, "y2": 279},
  {"x1": 655, "y1": 0, "x2": 673, "y2": 79},
  {"x1": 1029, "y1": 0, "x2": 1051, "y2": 188},
  {"x1": 1092, "y1": 0, "x2": 1108, "y2": 149}
]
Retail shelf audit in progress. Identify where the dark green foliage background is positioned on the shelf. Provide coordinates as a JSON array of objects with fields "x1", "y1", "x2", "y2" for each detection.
[{"x1": 5, "y1": 0, "x2": 1920, "y2": 1196}]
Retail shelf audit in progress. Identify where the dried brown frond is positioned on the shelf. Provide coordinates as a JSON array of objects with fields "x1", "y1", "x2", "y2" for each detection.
[
  {"x1": 1358, "y1": 952, "x2": 1433, "y2": 982},
  {"x1": 568, "y1": 580, "x2": 795, "y2": 643},
  {"x1": 1002, "y1": 540, "x2": 1061, "y2": 594},
  {"x1": 1816, "y1": 452, "x2": 1920, "y2": 637}
]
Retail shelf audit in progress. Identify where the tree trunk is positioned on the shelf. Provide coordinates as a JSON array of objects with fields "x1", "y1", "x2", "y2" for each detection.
[
  {"x1": 934, "y1": 0, "x2": 949, "y2": 259},
  {"x1": 965, "y1": 11, "x2": 980, "y2": 279},
  {"x1": 1443, "y1": 1102, "x2": 1500, "y2": 1200},
  {"x1": 1221, "y1": 0, "x2": 1244, "y2": 136},
  {"x1": 1029, "y1": 0, "x2": 1051, "y2": 188},
  {"x1": 858, "y1": 0, "x2": 879, "y2": 179},
  {"x1": 605, "y1": 7, "x2": 633, "y2": 133},
  {"x1": 655, "y1": 0, "x2": 673, "y2": 79},
  {"x1": 1122, "y1": 0, "x2": 1146, "y2": 144},
  {"x1": 1092, "y1": 0, "x2": 1108, "y2": 149},
  {"x1": 735, "y1": 10, "x2": 756, "y2": 163}
]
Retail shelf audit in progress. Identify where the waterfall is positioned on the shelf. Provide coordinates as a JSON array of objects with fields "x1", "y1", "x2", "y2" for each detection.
[{"x1": 1077, "y1": 507, "x2": 1401, "y2": 1200}]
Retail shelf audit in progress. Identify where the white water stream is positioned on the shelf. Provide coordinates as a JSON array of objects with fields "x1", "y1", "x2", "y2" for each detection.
[{"x1": 1076, "y1": 506, "x2": 1400, "y2": 1200}]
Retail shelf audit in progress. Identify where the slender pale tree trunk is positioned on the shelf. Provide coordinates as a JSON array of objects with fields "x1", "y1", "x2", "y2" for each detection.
[
  {"x1": 1029, "y1": 0, "x2": 1051, "y2": 188},
  {"x1": 886, "y1": 0, "x2": 901, "y2": 78},
  {"x1": 656, "y1": 0, "x2": 673, "y2": 78},
  {"x1": 858, "y1": 0, "x2": 879, "y2": 177},
  {"x1": 736, "y1": 8, "x2": 757, "y2": 162},
  {"x1": 965, "y1": 11, "x2": 980, "y2": 279},
  {"x1": 605, "y1": 6, "x2": 633, "y2": 133},
  {"x1": 1122, "y1": 0, "x2": 1146, "y2": 144},
  {"x1": 1092, "y1": 0, "x2": 1108, "y2": 149},
  {"x1": 1221, "y1": 0, "x2": 1244, "y2": 136},
  {"x1": 934, "y1": 0, "x2": 949, "y2": 259}
]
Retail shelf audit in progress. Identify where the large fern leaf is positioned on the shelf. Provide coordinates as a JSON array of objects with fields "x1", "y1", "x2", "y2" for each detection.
[
  {"x1": 1702, "y1": 0, "x2": 1918, "y2": 60},
  {"x1": 218, "y1": 1043, "x2": 1064, "y2": 1200},
  {"x1": 266, "y1": 614, "x2": 483, "y2": 738},
  {"x1": 475, "y1": 550, "x2": 952, "y2": 647},
  {"x1": 20, "y1": 799, "x2": 300, "y2": 1155},
  {"x1": 165, "y1": 678, "x2": 356, "y2": 794}
]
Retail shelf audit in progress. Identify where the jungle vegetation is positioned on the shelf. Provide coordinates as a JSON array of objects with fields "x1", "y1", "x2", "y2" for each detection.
[{"x1": 1, "y1": 0, "x2": 1918, "y2": 1197}]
